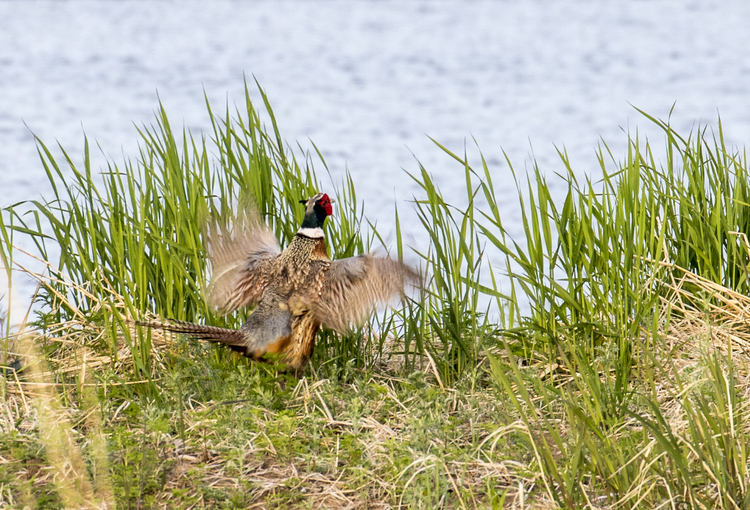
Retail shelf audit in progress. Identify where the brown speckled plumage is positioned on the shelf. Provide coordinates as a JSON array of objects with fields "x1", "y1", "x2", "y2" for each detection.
[{"x1": 138, "y1": 192, "x2": 418, "y2": 376}]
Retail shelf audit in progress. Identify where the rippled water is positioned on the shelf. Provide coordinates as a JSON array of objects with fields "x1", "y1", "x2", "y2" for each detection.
[{"x1": 2, "y1": 0, "x2": 750, "y2": 322}]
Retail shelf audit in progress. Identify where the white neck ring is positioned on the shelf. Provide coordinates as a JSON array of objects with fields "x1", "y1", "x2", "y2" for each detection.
[{"x1": 297, "y1": 227, "x2": 324, "y2": 238}]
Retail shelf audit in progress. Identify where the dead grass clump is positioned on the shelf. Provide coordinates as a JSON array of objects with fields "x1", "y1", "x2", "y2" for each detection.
[
  {"x1": 10, "y1": 259, "x2": 750, "y2": 508},
  {"x1": 653, "y1": 262, "x2": 750, "y2": 422},
  {"x1": 659, "y1": 262, "x2": 750, "y2": 357}
]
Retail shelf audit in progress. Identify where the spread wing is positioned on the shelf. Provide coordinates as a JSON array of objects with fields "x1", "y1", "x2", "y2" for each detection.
[
  {"x1": 205, "y1": 208, "x2": 281, "y2": 313},
  {"x1": 310, "y1": 255, "x2": 419, "y2": 333}
]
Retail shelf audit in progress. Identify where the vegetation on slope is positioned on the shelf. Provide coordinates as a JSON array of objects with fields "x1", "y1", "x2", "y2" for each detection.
[{"x1": 2, "y1": 84, "x2": 750, "y2": 508}]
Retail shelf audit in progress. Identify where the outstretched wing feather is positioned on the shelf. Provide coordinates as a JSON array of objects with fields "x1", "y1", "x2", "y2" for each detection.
[
  {"x1": 311, "y1": 255, "x2": 418, "y2": 333},
  {"x1": 205, "y1": 209, "x2": 281, "y2": 313}
]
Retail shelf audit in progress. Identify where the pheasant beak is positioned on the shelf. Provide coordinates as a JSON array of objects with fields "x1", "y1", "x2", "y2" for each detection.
[{"x1": 301, "y1": 193, "x2": 335, "y2": 216}]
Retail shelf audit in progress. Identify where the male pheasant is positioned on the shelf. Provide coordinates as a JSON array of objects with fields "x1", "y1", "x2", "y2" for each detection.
[{"x1": 139, "y1": 192, "x2": 418, "y2": 375}]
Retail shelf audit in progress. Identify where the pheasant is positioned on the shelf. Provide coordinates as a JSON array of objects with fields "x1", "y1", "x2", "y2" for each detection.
[{"x1": 139, "y1": 192, "x2": 418, "y2": 375}]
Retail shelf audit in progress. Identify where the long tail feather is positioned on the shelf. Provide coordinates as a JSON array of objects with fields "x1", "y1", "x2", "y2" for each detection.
[{"x1": 135, "y1": 319, "x2": 250, "y2": 355}]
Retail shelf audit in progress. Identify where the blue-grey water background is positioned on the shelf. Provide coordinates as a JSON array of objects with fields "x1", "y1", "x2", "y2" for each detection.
[{"x1": 2, "y1": 0, "x2": 750, "y2": 324}]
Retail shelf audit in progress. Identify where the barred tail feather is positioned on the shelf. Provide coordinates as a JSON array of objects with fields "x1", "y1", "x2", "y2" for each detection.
[{"x1": 136, "y1": 319, "x2": 250, "y2": 355}]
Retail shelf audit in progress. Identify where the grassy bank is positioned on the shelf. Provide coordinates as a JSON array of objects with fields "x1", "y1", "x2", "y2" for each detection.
[{"x1": 2, "y1": 85, "x2": 750, "y2": 509}]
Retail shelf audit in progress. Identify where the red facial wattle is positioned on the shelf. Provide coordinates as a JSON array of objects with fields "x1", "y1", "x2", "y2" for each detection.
[{"x1": 318, "y1": 194, "x2": 333, "y2": 216}]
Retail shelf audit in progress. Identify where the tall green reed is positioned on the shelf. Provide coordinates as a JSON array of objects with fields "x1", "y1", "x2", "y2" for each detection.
[
  {"x1": 472, "y1": 115, "x2": 750, "y2": 364},
  {"x1": 479, "y1": 114, "x2": 750, "y2": 507},
  {"x1": 402, "y1": 146, "x2": 502, "y2": 386},
  {"x1": 0, "y1": 212, "x2": 16, "y2": 362},
  {"x1": 7, "y1": 82, "x2": 372, "y2": 379}
]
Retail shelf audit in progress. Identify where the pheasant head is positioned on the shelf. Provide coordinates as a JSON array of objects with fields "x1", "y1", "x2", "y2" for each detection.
[{"x1": 298, "y1": 192, "x2": 334, "y2": 238}]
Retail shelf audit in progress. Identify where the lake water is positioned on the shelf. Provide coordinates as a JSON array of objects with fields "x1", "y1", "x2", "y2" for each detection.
[{"x1": 2, "y1": 0, "x2": 750, "y2": 324}]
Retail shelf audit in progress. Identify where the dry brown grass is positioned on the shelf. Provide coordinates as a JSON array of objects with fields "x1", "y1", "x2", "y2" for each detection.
[
  {"x1": 652, "y1": 262, "x2": 750, "y2": 436},
  {"x1": 5, "y1": 259, "x2": 750, "y2": 508},
  {"x1": 0, "y1": 263, "x2": 536, "y2": 508}
]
